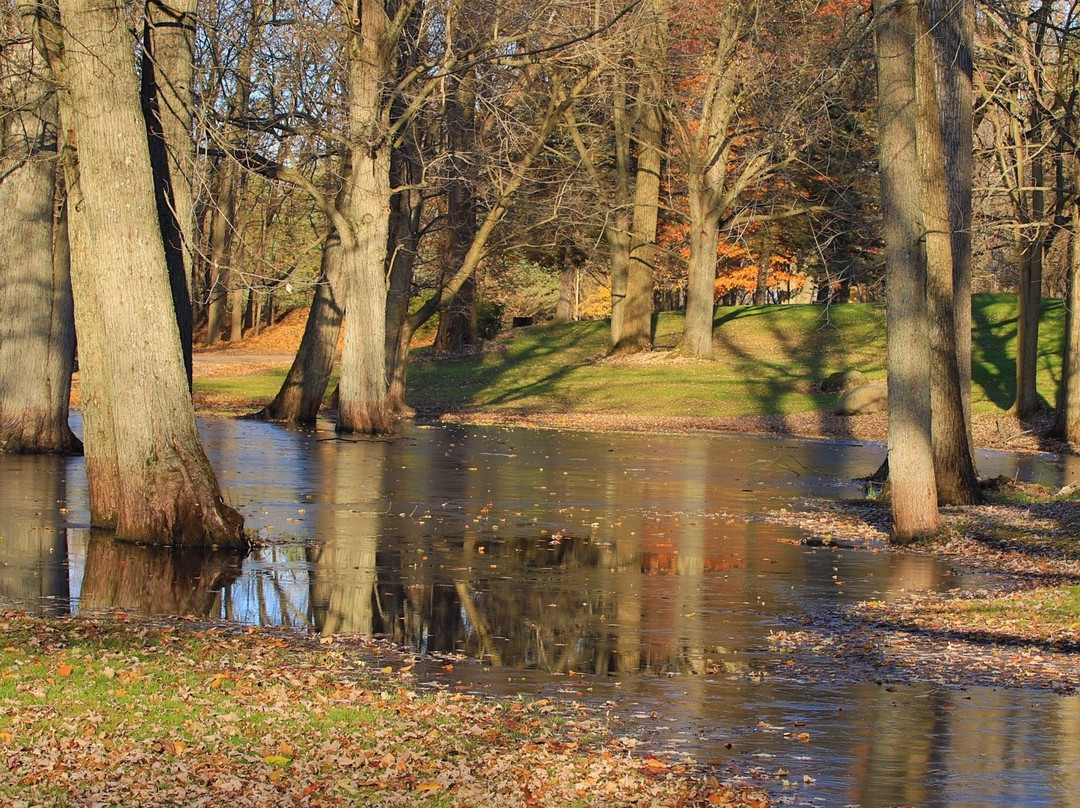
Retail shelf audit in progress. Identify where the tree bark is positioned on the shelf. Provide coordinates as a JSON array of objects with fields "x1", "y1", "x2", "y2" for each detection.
[
  {"x1": 930, "y1": 0, "x2": 974, "y2": 439},
  {"x1": 255, "y1": 235, "x2": 343, "y2": 424},
  {"x1": 57, "y1": 0, "x2": 244, "y2": 546},
  {"x1": 874, "y1": 0, "x2": 939, "y2": 541},
  {"x1": 335, "y1": 0, "x2": 393, "y2": 435},
  {"x1": 610, "y1": 0, "x2": 666, "y2": 355},
  {"x1": 433, "y1": 66, "x2": 480, "y2": 353},
  {"x1": 385, "y1": 146, "x2": 422, "y2": 416},
  {"x1": 1015, "y1": 172, "x2": 1045, "y2": 417},
  {"x1": 1054, "y1": 181, "x2": 1080, "y2": 443},
  {"x1": 681, "y1": 171, "x2": 721, "y2": 357},
  {"x1": 916, "y1": 1, "x2": 980, "y2": 506},
  {"x1": 0, "y1": 19, "x2": 80, "y2": 454},
  {"x1": 140, "y1": 0, "x2": 196, "y2": 383},
  {"x1": 607, "y1": 75, "x2": 632, "y2": 347}
]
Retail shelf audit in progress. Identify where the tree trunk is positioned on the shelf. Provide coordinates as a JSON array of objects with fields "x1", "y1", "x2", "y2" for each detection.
[
  {"x1": 610, "y1": 0, "x2": 666, "y2": 355},
  {"x1": 433, "y1": 68, "x2": 480, "y2": 354},
  {"x1": 140, "y1": 0, "x2": 196, "y2": 383},
  {"x1": 57, "y1": 0, "x2": 244, "y2": 546},
  {"x1": 0, "y1": 25, "x2": 80, "y2": 454},
  {"x1": 204, "y1": 159, "x2": 237, "y2": 346},
  {"x1": 385, "y1": 153, "x2": 422, "y2": 416},
  {"x1": 555, "y1": 244, "x2": 578, "y2": 322},
  {"x1": 874, "y1": 0, "x2": 939, "y2": 541},
  {"x1": 1015, "y1": 193, "x2": 1044, "y2": 417},
  {"x1": 608, "y1": 74, "x2": 633, "y2": 347},
  {"x1": 753, "y1": 235, "x2": 773, "y2": 306},
  {"x1": 930, "y1": 0, "x2": 974, "y2": 441},
  {"x1": 681, "y1": 175, "x2": 720, "y2": 358},
  {"x1": 615, "y1": 95, "x2": 662, "y2": 353},
  {"x1": 915, "y1": 2, "x2": 980, "y2": 506},
  {"x1": 1054, "y1": 186, "x2": 1080, "y2": 443},
  {"x1": 255, "y1": 235, "x2": 343, "y2": 424},
  {"x1": 335, "y1": 0, "x2": 393, "y2": 435}
]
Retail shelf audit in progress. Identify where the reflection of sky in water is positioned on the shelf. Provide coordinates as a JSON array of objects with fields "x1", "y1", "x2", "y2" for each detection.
[{"x1": 3, "y1": 417, "x2": 1080, "y2": 807}]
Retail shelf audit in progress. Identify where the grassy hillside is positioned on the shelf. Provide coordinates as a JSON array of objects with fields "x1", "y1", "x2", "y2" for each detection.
[
  {"x1": 193, "y1": 294, "x2": 1066, "y2": 421},
  {"x1": 404, "y1": 293, "x2": 1065, "y2": 419}
]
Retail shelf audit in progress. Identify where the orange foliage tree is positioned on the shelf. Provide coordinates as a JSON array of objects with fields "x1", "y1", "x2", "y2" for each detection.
[{"x1": 661, "y1": 0, "x2": 865, "y2": 356}]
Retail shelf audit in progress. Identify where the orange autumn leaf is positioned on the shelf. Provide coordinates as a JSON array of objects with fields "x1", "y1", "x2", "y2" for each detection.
[{"x1": 57, "y1": 664, "x2": 73, "y2": 677}]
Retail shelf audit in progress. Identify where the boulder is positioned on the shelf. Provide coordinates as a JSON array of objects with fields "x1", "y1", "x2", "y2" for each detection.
[
  {"x1": 836, "y1": 381, "x2": 888, "y2": 416},
  {"x1": 820, "y1": 369, "x2": 868, "y2": 393}
]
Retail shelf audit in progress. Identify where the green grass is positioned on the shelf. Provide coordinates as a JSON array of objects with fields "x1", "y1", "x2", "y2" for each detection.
[
  {"x1": 193, "y1": 293, "x2": 1067, "y2": 421},
  {"x1": 404, "y1": 293, "x2": 1065, "y2": 419},
  {"x1": 0, "y1": 615, "x2": 753, "y2": 806}
]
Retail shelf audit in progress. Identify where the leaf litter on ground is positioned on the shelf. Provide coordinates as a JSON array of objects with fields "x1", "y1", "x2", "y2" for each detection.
[
  {"x1": 762, "y1": 485, "x2": 1080, "y2": 694},
  {"x1": 0, "y1": 612, "x2": 771, "y2": 807}
]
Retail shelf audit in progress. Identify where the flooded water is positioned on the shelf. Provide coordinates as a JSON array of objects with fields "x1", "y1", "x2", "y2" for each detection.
[{"x1": 2, "y1": 417, "x2": 1079, "y2": 807}]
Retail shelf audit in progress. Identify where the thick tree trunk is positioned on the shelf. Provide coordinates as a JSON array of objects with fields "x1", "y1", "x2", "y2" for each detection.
[
  {"x1": 434, "y1": 276, "x2": 477, "y2": 352},
  {"x1": 915, "y1": 3, "x2": 980, "y2": 506},
  {"x1": 385, "y1": 154, "x2": 421, "y2": 416},
  {"x1": 555, "y1": 244, "x2": 580, "y2": 322},
  {"x1": 255, "y1": 236, "x2": 343, "y2": 424},
  {"x1": 681, "y1": 181, "x2": 720, "y2": 358},
  {"x1": 930, "y1": 0, "x2": 974, "y2": 439},
  {"x1": 614, "y1": 94, "x2": 662, "y2": 354},
  {"x1": 874, "y1": 0, "x2": 939, "y2": 541},
  {"x1": 140, "y1": 0, "x2": 196, "y2": 383},
  {"x1": 335, "y1": 0, "x2": 392, "y2": 435},
  {"x1": 58, "y1": 0, "x2": 244, "y2": 546},
  {"x1": 0, "y1": 30, "x2": 80, "y2": 454},
  {"x1": 1054, "y1": 191, "x2": 1080, "y2": 444},
  {"x1": 610, "y1": 3, "x2": 665, "y2": 355}
]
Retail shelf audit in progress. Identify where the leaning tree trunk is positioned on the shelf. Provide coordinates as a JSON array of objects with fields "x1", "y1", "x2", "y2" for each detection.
[
  {"x1": 874, "y1": 0, "x2": 939, "y2": 542},
  {"x1": 255, "y1": 235, "x2": 343, "y2": 424},
  {"x1": 0, "y1": 26, "x2": 80, "y2": 455},
  {"x1": 915, "y1": 1, "x2": 979, "y2": 506},
  {"x1": 335, "y1": 0, "x2": 393, "y2": 435},
  {"x1": 57, "y1": 0, "x2": 244, "y2": 547}
]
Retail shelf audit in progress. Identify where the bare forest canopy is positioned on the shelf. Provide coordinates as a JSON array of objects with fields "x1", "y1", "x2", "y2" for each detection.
[{"x1": 5, "y1": 0, "x2": 1080, "y2": 545}]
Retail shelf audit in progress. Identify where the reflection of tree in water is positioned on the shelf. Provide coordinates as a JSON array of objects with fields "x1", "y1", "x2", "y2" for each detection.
[
  {"x1": 0, "y1": 455, "x2": 71, "y2": 613},
  {"x1": 370, "y1": 531, "x2": 719, "y2": 676},
  {"x1": 79, "y1": 535, "x2": 243, "y2": 618}
]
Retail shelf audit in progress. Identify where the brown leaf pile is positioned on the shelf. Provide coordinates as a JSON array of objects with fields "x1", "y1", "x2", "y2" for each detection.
[{"x1": 0, "y1": 614, "x2": 771, "y2": 807}]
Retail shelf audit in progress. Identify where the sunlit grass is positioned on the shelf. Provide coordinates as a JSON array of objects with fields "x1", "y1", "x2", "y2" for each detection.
[
  {"x1": 191, "y1": 293, "x2": 1066, "y2": 421},
  {"x1": 407, "y1": 294, "x2": 1062, "y2": 419}
]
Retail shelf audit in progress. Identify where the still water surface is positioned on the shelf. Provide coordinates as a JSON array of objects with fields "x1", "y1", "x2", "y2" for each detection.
[{"x1": 2, "y1": 418, "x2": 1079, "y2": 807}]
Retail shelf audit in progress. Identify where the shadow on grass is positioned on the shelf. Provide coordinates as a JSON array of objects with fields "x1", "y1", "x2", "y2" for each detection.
[
  {"x1": 711, "y1": 302, "x2": 883, "y2": 445},
  {"x1": 970, "y1": 299, "x2": 1017, "y2": 410},
  {"x1": 408, "y1": 320, "x2": 609, "y2": 413}
]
